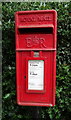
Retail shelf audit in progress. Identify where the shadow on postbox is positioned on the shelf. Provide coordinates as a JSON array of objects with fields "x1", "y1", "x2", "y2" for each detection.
[{"x1": 15, "y1": 10, "x2": 57, "y2": 107}]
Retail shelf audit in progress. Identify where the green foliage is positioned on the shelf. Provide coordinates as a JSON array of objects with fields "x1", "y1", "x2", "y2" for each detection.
[
  {"x1": 2, "y1": 2, "x2": 71, "y2": 120},
  {"x1": 48, "y1": 65, "x2": 71, "y2": 120}
]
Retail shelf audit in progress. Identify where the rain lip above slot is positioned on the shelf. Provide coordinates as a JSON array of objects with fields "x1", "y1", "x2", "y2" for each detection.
[{"x1": 18, "y1": 24, "x2": 54, "y2": 29}]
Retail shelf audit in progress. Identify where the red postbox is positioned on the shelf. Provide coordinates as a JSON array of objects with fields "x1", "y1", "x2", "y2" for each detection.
[{"x1": 15, "y1": 10, "x2": 57, "y2": 106}]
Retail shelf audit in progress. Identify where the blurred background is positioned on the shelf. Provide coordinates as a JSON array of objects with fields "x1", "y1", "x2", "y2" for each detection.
[{"x1": 2, "y1": 2, "x2": 71, "y2": 120}]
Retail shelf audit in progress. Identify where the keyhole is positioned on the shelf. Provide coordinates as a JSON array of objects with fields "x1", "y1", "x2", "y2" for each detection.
[{"x1": 24, "y1": 76, "x2": 26, "y2": 79}]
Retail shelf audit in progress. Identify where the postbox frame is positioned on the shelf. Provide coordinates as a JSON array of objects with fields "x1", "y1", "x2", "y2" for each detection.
[{"x1": 15, "y1": 10, "x2": 57, "y2": 107}]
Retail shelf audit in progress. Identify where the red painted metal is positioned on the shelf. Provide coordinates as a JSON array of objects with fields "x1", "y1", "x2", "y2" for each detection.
[{"x1": 15, "y1": 10, "x2": 57, "y2": 106}]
